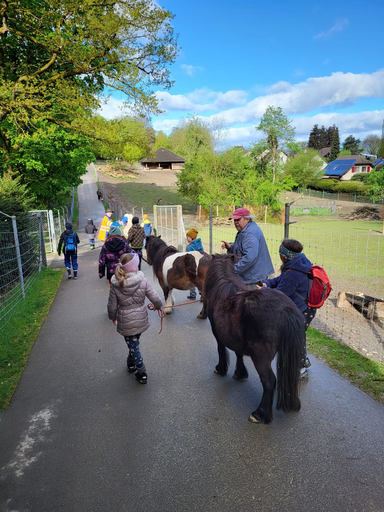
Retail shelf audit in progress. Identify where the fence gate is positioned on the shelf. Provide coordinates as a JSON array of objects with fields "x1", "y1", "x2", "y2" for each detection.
[{"x1": 153, "y1": 205, "x2": 186, "y2": 251}]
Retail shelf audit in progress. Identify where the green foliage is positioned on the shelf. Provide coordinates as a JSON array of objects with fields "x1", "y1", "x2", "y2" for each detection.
[
  {"x1": 338, "y1": 149, "x2": 352, "y2": 156},
  {"x1": 255, "y1": 106, "x2": 295, "y2": 182},
  {"x1": 365, "y1": 167, "x2": 384, "y2": 200},
  {"x1": 169, "y1": 116, "x2": 212, "y2": 160},
  {"x1": 377, "y1": 138, "x2": 384, "y2": 158},
  {"x1": 0, "y1": 0, "x2": 178, "y2": 203},
  {"x1": 155, "y1": 131, "x2": 172, "y2": 149},
  {"x1": 309, "y1": 178, "x2": 369, "y2": 194},
  {"x1": 9, "y1": 124, "x2": 95, "y2": 208},
  {"x1": 283, "y1": 148, "x2": 325, "y2": 187},
  {"x1": 0, "y1": 175, "x2": 31, "y2": 230},
  {"x1": 342, "y1": 135, "x2": 361, "y2": 154}
]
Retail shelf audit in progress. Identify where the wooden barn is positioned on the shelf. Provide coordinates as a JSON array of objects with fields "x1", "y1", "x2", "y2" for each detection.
[{"x1": 141, "y1": 147, "x2": 186, "y2": 171}]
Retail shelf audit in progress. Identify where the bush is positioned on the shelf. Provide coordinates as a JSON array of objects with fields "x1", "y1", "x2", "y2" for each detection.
[
  {"x1": 308, "y1": 178, "x2": 369, "y2": 194},
  {"x1": 351, "y1": 174, "x2": 370, "y2": 183}
]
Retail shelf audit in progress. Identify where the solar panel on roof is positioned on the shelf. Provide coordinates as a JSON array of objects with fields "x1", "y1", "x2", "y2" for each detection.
[{"x1": 324, "y1": 159, "x2": 356, "y2": 176}]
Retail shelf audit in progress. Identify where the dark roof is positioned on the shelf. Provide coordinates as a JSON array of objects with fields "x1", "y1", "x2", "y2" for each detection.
[
  {"x1": 320, "y1": 147, "x2": 331, "y2": 157},
  {"x1": 324, "y1": 159, "x2": 356, "y2": 176},
  {"x1": 335, "y1": 155, "x2": 372, "y2": 165},
  {"x1": 141, "y1": 147, "x2": 186, "y2": 163}
]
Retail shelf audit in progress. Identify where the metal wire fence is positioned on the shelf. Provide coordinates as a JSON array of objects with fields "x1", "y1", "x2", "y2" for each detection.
[
  {"x1": 0, "y1": 212, "x2": 47, "y2": 331},
  {"x1": 181, "y1": 215, "x2": 384, "y2": 365},
  {"x1": 298, "y1": 187, "x2": 384, "y2": 205}
]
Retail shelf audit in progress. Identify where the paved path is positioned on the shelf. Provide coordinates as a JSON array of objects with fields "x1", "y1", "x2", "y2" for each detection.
[{"x1": 1, "y1": 168, "x2": 384, "y2": 512}]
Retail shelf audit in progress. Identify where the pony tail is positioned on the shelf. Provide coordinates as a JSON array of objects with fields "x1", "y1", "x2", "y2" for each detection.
[{"x1": 115, "y1": 264, "x2": 126, "y2": 287}]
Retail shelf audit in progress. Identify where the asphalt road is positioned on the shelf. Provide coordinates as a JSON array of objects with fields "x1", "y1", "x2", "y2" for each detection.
[{"x1": 1, "y1": 168, "x2": 384, "y2": 512}]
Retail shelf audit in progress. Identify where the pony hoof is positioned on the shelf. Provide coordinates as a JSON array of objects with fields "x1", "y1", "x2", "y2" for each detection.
[
  {"x1": 164, "y1": 308, "x2": 172, "y2": 315},
  {"x1": 232, "y1": 372, "x2": 248, "y2": 380},
  {"x1": 197, "y1": 313, "x2": 207, "y2": 319},
  {"x1": 214, "y1": 367, "x2": 227, "y2": 376},
  {"x1": 248, "y1": 414, "x2": 262, "y2": 424}
]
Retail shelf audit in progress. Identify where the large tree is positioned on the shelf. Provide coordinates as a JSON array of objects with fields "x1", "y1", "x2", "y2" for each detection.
[
  {"x1": 329, "y1": 126, "x2": 340, "y2": 162},
  {"x1": 362, "y1": 134, "x2": 381, "y2": 155},
  {"x1": 342, "y1": 135, "x2": 361, "y2": 155},
  {"x1": 169, "y1": 116, "x2": 212, "y2": 161},
  {"x1": 283, "y1": 149, "x2": 325, "y2": 188},
  {"x1": 0, "y1": 0, "x2": 178, "y2": 204},
  {"x1": 255, "y1": 106, "x2": 295, "y2": 182}
]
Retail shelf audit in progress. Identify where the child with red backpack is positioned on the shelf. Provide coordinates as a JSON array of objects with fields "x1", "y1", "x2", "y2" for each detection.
[{"x1": 262, "y1": 239, "x2": 321, "y2": 381}]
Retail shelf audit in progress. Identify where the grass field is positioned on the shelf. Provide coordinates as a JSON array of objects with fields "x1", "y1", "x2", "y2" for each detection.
[{"x1": 118, "y1": 182, "x2": 198, "y2": 216}]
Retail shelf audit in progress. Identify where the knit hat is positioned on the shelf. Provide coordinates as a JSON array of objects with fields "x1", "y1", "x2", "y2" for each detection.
[
  {"x1": 186, "y1": 228, "x2": 198, "y2": 240},
  {"x1": 106, "y1": 209, "x2": 113, "y2": 214},
  {"x1": 132, "y1": 216, "x2": 139, "y2": 225},
  {"x1": 66, "y1": 222, "x2": 72, "y2": 229},
  {"x1": 142, "y1": 214, "x2": 148, "y2": 220},
  {"x1": 108, "y1": 225, "x2": 122, "y2": 236},
  {"x1": 120, "y1": 253, "x2": 139, "y2": 273},
  {"x1": 122, "y1": 216, "x2": 128, "y2": 223}
]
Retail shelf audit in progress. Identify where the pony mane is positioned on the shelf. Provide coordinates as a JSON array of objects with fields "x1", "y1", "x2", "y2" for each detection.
[
  {"x1": 145, "y1": 236, "x2": 178, "y2": 276},
  {"x1": 204, "y1": 254, "x2": 248, "y2": 304}
]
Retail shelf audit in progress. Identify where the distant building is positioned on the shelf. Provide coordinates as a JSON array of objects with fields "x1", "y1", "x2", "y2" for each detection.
[
  {"x1": 323, "y1": 155, "x2": 373, "y2": 181},
  {"x1": 141, "y1": 147, "x2": 186, "y2": 171},
  {"x1": 320, "y1": 147, "x2": 331, "y2": 159}
]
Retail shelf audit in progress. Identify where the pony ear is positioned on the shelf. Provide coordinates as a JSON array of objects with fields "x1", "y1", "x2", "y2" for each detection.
[{"x1": 158, "y1": 235, "x2": 162, "y2": 239}]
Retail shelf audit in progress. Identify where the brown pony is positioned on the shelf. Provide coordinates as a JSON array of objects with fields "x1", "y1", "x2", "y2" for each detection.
[
  {"x1": 204, "y1": 253, "x2": 304, "y2": 424},
  {"x1": 145, "y1": 235, "x2": 211, "y2": 318}
]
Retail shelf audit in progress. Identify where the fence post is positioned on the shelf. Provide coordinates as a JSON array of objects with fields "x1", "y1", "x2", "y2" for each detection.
[
  {"x1": 209, "y1": 204, "x2": 213, "y2": 255},
  {"x1": 284, "y1": 203, "x2": 290, "y2": 238},
  {"x1": 177, "y1": 205, "x2": 183, "y2": 251},
  {"x1": 48, "y1": 210, "x2": 57, "y2": 251},
  {"x1": 38, "y1": 213, "x2": 47, "y2": 270},
  {"x1": 153, "y1": 205, "x2": 157, "y2": 234},
  {"x1": 12, "y1": 216, "x2": 25, "y2": 298}
]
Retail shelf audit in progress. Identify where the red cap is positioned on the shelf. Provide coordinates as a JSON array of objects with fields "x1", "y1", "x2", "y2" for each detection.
[{"x1": 229, "y1": 207, "x2": 251, "y2": 220}]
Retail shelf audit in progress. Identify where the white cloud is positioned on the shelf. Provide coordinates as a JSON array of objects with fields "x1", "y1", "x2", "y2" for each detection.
[
  {"x1": 180, "y1": 64, "x2": 204, "y2": 77},
  {"x1": 156, "y1": 87, "x2": 248, "y2": 113},
  {"x1": 98, "y1": 97, "x2": 127, "y2": 119},
  {"x1": 314, "y1": 19, "x2": 349, "y2": 39}
]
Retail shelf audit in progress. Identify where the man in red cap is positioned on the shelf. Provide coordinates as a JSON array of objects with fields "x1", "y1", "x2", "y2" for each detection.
[{"x1": 221, "y1": 207, "x2": 274, "y2": 289}]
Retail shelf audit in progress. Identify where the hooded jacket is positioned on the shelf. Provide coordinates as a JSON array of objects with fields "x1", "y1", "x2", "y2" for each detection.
[
  {"x1": 186, "y1": 238, "x2": 204, "y2": 252},
  {"x1": 98, "y1": 236, "x2": 135, "y2": 280},
  {"x1": 85, "y1": 220, "x2": 97, "y2": 238},
  {"x1": 57, "y1": 229, "x2": 80, "y2": 255},
  {"x1": 264, "y1": 253, "x2": 312, "y2": 312},
  {"x1": 108, "y1": 271, "x2": 163, "y2": 336},
  {"x1": 228, "y1": 221, "x2": 274, "y2": 284}
]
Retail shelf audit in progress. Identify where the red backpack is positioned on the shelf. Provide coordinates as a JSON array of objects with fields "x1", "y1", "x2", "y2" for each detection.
[
  {"x1": 294, "y1": 265, "x2": 332, "y2": 308},
  {"x1": 306, "y1": 266, "x2": 332, "y2": 308}
]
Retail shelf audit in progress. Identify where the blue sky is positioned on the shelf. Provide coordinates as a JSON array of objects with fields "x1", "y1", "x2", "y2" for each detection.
[{"x1": 100, "y1": 0, "x2": 384, "y2": 148}]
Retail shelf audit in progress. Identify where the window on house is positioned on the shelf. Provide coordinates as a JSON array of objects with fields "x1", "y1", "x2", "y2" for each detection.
[
  {"x1": 362, "y1": 166, "x2": 367, "y2": 172},
  {"x1": 355, "y1": 167, "x2": 360, "y2": 172}
]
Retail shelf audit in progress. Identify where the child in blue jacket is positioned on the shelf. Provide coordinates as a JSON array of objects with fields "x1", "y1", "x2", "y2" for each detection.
[
  {"x1": 262, "y1": 238, "x2": 315, "y2": 381},
  {"x1": 186, "y1": 228, "x2": 204, "y2": 300}
]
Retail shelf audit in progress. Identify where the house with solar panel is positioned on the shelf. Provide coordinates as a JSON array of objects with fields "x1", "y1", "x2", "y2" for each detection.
[
  {"x1": 323, "y1": 155, "x2": 374, "y2": 181},
  {"x1": 372, "y1": 156, "x2": 384, "y2": 169}
]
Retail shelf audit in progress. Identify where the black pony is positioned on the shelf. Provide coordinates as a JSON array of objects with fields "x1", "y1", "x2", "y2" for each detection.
[
  {"x1": 145, "y1": 235, "x2": 211, "y2": 318},
  {"x1": 204, "y1": 253, "x2": 304, "y2": 424}
]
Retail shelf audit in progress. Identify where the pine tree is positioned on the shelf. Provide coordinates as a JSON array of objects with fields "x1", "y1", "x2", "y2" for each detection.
[
  {"x1": 308, "y1": 124, "x2": 320, "y2": 149},
  {"x1": 319, "y1": 125, "x2": 328, "y2": 149},
  {"x1": 327, "y1": 125, "x2": 337, "y2": 147},
  {"x1": 329, "y1": 127, "x2": 340, "y2": 162}
]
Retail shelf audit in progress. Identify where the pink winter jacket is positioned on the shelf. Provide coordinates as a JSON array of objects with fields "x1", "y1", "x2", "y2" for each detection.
[{"x1": 108, "y1": 271, "x2": 163, "y2": 336}]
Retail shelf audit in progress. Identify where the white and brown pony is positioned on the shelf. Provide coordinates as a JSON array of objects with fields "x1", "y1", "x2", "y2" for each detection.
[{"x1": 145, "y1": 235, "x2": 211, "y2": 318}]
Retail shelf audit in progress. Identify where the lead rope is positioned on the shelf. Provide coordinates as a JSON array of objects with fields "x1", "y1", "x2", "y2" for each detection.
[{"x1": 147, "y1": 300, "x2": 202, "y2": 334}]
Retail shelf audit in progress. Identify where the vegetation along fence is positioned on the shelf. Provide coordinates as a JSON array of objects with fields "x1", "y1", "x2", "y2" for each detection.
[
  {"x1": 0, "y1": 211, "x2": 47, "y2": 330},
  {"x1": 298, "y1": 187, "x2": 384, "y2": 205}
]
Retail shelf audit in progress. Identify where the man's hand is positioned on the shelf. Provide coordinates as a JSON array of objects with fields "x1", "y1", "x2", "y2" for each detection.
[
  {"x1": 221, "y1": 240, "x2": 230, "y2": 250},
  {"x1": 113, "y1": 319, "x2": 117, "y2": 326}
]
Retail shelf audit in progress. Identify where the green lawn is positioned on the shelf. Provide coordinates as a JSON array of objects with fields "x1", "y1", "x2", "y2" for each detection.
[{"x1": 118, "y1": 182, "x2": 198, "y2": 216}]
